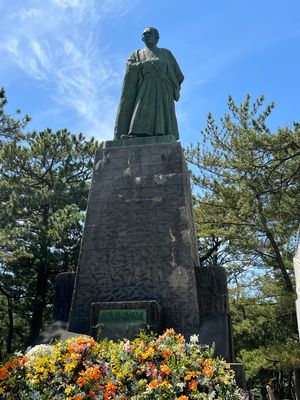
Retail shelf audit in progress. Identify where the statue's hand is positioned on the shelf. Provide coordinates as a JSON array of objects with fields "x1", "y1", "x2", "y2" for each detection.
[{"x1": 127, "y1": 62, "x2": 142, "y2": 71}]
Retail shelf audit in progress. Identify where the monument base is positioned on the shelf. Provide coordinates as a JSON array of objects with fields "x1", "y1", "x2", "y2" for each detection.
[
  {"x1": 199, "y1": 313, "x2": 233, "y2": 362},
  {"x1": 229, "y1": 363, "x2": 247, "y2": 391},
  {"x1": 195, "y1": 266, "x2": 234, "y2": 362},
  {"x1": 68, "y1": 139, "x2": 200, "y2": 339}
]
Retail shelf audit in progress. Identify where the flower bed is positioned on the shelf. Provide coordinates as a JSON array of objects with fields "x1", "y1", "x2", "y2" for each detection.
[{"x1": 0, "y1": 329, "x2": 244, "y2": 399}]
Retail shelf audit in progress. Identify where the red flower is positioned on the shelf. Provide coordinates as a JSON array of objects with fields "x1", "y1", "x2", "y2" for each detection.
[{"x1": 188, "y1": 380, "x2": 198, "y2": 391}]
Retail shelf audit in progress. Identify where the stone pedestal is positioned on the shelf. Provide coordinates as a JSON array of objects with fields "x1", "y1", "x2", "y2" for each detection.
[
  {"x1": 229, "y1": 363, "x2": 247, "y2": 391},
  {"x1": 195, "y1": 266, "x2": 234, "y2": 361},
  {"x1": 68, "y1": 138, "x2": 200, "y2": 338}
]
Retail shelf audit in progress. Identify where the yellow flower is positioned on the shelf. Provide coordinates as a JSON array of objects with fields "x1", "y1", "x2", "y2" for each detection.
[
  {"x1": 65, "y1": 385, "x2": 75, "y2": 395},
  {"x1": 184, "y1": 371, "x2": 197, "y2": 381},
  {"x1": 64, "y1": 362, "x2": 77, "y2": 372},
  {"x1": 160, "y1": 380, "x2": 171, "y2": 389},
  {"x1": 141, "y1": 347, "x2": 155, "y2": 360}
]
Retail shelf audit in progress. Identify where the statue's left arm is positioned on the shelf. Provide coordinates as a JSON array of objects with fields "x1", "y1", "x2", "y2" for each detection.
[{"x1": 165, "y1": 50, "x2": 184, "y2": 101}]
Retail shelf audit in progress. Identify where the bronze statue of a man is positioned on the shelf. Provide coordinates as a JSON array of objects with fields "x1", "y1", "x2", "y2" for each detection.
[{"x1": 114, "y1": 27, "x2": 184, "y2": 140}]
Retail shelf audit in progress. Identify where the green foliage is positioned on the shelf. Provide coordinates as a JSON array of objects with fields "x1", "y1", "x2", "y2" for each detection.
[
  {"x1": 231, "y1": 275, "x2": 296, "y2": 350},
  {"x1": 229, "y1": 277, "x2": 299, "y2": 396},
  {"x1": 239, "y1": 339, "x2": 300, "y2": 379},
  {"x1": 0, "y1": 88, "x2": 31, "y2": 143},
  {"x1": 0, "y1": 88, "x2": 99, "y2": 355},
  {"x1": 185, "y1": 94, "x2": 300, "y2": 293},
  {"x1": 185, "y1": 95, "x2": 300, "y2": 394}
]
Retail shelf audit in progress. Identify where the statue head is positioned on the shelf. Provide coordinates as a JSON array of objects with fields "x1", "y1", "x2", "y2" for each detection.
[{"x1": 142, "y1": 27, "x2": 159, "y2": 48}]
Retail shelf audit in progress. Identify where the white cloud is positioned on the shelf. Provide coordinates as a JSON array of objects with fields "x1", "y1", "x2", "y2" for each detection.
[
  {"x1": 0, "y1": 0, "x2": 136, "y2": 140},
  {"x1": 52, "y1": 0, "x2": 82, "y2": 7}
]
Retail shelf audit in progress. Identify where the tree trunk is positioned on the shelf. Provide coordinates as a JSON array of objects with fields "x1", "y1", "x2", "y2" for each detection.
[
  {"x1": 27, "y1": 206, "x2": 50, "y2": 345},
  {"x1": 27, "y1": 264, "x2": 50, "y2": 345},
  {"x1": 256, "y1": 199, "x2": 293, "y2": 293},
  {"x1": 264, "y1": 227, "x2": 294, "y2": 293},
  {"x1": 0, "y1": 284, "x2": 14, "y2": 354}
]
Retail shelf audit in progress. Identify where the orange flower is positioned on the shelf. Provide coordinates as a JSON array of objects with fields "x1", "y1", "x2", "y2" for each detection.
[
  {"x1": 188, "y1": 380, "x2": 198, "y2": 391},
  {"x1": 77, "y1": 376, "x2": 88, "y2": 387},
  {"x1": 104, "y1": 382, "x2": 117, "y2": 400},
  {"x1": 87, "y1": 338, "x2": 95, "y2": 346},
  {"x1": 0, "y1": 367, "x2": 8, "y2": 380},
  {"x1": 105, "y1": 382, "x2": 117, "y2": 393},
  {"x1": 148, "y1": 379, "x2": 158, "y2": 389},
  {"x1": 160, "y1": 364, "x2": 171, "y2": 375},
  {"x1": 86, "y1": 365, "x2": 101, "y2": 381},
  {"x1": 72, "y1": 396, "x2": 84, "y2": 400},
  {"x1": 202, "y1": 367, "x2": 214, "y2": 377},
  {"x1": 178, "y1": 396, "x2": 189, "y2": 400},
  {"x1": 160, "y1": 349, "x2": 172, "y2": 358},
  {"x1": 6, "y1": 358, "x2": 20, "y2": 369},
  {"x1": 165, "y1": 328, "x2": 175, "y2": 336}
]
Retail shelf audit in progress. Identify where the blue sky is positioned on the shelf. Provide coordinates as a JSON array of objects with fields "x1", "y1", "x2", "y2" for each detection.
[{"x1": 1, "y1": 0, "x2": 299, "y2": 146}]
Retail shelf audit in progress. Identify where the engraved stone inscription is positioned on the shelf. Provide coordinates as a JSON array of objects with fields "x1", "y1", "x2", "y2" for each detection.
[{"x1": 99, "y1": 309, "x2": 146, "y2": 324}]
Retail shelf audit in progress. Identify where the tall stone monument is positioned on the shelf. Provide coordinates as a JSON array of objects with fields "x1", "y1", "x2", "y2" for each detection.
[{"x1": 68, "y1": 27, "x2": 235, "y2": 364}]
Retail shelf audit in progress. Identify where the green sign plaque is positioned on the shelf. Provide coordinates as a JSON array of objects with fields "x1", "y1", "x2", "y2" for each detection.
[{"x1": 99, "y1": 309, "x2": 147, "y2": 325}]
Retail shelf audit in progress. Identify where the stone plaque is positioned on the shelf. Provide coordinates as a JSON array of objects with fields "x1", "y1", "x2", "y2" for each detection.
[
  {"x1": 99, "y1": 309, "x2": 146, "y2": 324},
  {"x1": 90, "y1": 301, "x2": 161, "y2": 341}
]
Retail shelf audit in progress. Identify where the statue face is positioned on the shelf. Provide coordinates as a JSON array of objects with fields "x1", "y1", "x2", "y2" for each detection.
[{"x1": 142, "y1": 28, "x2": 158, "y2": 47}]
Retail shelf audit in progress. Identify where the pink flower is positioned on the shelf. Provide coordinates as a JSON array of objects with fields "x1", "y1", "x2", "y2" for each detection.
[{"x1": 146, "y1": 362, "x2": 157, "y2": 377}]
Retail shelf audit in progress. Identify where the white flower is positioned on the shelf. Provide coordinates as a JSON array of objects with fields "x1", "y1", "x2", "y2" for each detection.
[
  {"x1": 26, "y1": 344, "x2": 53, "y2": 358},
  {"x1": 190, "y1": 334, "x2": 199, "y2": 344},
  {"x1": 32, "y1": 391, "x2": 41, "y2": 400},
  {"x1": 176, "y1": 382, "x2": 186, "y2": 389},
  {"x1": 123, "y1": 340, "x2": 131, "y2": 352},
  {"x1": 25, "y1": 344, "x2": 56, "y2": 368}
]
